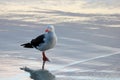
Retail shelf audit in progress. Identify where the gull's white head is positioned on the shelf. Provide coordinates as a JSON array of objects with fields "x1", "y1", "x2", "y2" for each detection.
[{"x1": 45, "y1": 25, "x2": 55, "y2": 32}]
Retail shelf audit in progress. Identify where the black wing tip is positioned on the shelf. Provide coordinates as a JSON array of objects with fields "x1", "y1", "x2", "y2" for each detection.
[
  {"x1": 21, "y1": 44, "x2": 24, "y2": 46},
  {"x1": 21, "y1": 43, "x2": 33, "y2": 48}
]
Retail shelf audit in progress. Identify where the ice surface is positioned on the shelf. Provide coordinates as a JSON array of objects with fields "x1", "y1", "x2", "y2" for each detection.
[{"x1": 0, "y1": 0, "x2": 120, "y2": 80}]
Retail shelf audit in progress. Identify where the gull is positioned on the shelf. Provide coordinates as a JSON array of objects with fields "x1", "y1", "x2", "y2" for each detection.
[{"x1": 21, "y1": 25, "x2": 57, "y2": 70}]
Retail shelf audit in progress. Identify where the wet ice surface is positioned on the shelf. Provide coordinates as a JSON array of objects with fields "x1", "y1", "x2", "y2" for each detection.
[{"x1": 0, "y1": 0, "x2": 120, "y2": 80}]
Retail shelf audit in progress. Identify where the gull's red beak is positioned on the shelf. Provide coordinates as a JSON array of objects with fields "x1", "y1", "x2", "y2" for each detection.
[{"x1": 45, "y1": 29, "x2": 49, "y2": 32}]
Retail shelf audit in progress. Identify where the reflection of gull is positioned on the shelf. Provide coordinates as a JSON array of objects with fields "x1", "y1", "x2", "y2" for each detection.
[
  {"x1": 54, "y1": 51, "x2": 120, "y2": 73},
  {"x1": 20, "y1": 67, "x2": 55, "y2": 80},
  {"x1": 21, "y1": 25, "x2": 57, "y2": 70}
]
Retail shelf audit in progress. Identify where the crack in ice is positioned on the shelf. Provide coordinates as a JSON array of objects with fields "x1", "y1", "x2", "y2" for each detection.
[{"x1": 53, "y1": 51, "x2": 120, "y2": 73}]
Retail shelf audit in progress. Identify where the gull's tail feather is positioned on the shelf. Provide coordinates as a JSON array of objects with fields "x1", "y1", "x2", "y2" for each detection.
[{"x1": 21, "y1": 43, "x2": 33, "y2": 48}]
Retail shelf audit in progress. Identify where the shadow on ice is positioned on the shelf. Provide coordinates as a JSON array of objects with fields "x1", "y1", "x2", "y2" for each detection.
[{"x1": 20, "y1": 67, "x2": 55, "y2": 80}]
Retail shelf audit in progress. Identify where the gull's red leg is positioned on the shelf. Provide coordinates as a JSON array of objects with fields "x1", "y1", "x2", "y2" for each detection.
[
  {"x1": 42, "y1": 51, "x2": 49, "y2": 62},
  {"x1": 42, "y1": 51, "x2": 50, "y2": 70}
]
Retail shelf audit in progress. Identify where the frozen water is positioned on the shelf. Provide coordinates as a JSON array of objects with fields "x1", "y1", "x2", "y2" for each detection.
[{"x1": 0, "y1": 0, "x2": 120, "y2": 80}]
